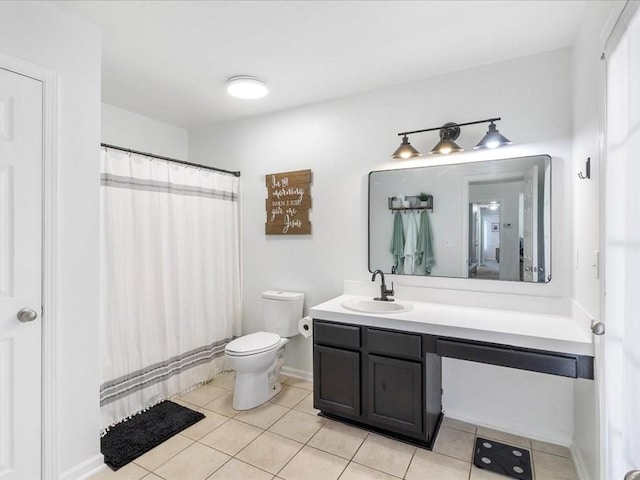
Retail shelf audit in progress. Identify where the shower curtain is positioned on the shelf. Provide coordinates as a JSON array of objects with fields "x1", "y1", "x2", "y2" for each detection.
[{"x1": 99, "y1": 148, "x2": 241, "y2": 429}]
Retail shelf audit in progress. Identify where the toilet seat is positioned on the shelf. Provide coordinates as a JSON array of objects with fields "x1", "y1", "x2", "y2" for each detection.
[{"x1": 225, "y1": 331, "x2": 281, "y2": 357}]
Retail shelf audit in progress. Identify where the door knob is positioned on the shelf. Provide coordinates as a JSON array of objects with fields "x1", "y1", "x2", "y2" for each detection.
[
  {"x1": 17, "y1": 308, "x2": 38, "y2": 323},
  {"x1": 625, "y1": 471, "x2": 640, "y2": 480},
  {"x1": 591, "y1": 321, "x2": 605, "y2": 336}
]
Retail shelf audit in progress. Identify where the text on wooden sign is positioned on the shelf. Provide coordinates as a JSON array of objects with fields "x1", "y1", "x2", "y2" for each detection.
[{"x1": 265, "y1": 169, "x2": 312, "y2": 235}]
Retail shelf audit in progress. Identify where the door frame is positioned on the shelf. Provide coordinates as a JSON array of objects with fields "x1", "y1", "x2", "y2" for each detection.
[
  {"x1": 598, "y1": 2, "x2": 637, "y2": 479},
  {"x1": 0, "y1": 52, "x2": 59, "y2": 479},
  {"x1": 462, "y1": 171, "x2": 523, "y2": 277}
]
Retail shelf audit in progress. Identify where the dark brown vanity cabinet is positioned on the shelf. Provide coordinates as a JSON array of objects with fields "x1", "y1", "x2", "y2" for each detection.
[
  {"x1": 313, "y1": 320, "x2": 442, "y2": 447},
  {"x1": 314, "y1": 345, "x2": 361, "y2": 417}
]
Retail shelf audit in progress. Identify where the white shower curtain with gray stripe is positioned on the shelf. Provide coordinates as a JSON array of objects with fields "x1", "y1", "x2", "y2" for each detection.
[{"x1": 99, "y1": 148, "x2": 241, "y2": 429}]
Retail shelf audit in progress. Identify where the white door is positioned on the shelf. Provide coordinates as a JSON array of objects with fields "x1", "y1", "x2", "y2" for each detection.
[
  {"x1": 0, "y1": 67, "x2": 43, "y2": 479},
  {"x1": 602, "y1": 4, "x2": 640, "y2": 478},
  {"x1": 522, "y1": 165, "x2": 538, "y2": 282}
]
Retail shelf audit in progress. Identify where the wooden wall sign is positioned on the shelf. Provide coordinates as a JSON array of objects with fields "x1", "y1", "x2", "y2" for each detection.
[{"x1": 265, "y1": 169, "x2": 312, "y2": 235}]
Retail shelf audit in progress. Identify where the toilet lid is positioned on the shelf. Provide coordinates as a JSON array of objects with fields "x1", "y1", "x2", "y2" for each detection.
[{"x1": 225, "y1": 331, "x2": 281, "y2": 356}]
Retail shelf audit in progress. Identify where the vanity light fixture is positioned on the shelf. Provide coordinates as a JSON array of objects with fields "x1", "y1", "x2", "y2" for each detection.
[
  {"x1": 474, "y1": 121, "x2": 513, "y2": 150},
  {"x1": 226, "y1": 75, "x2": 269, "y2": 99},
  {"x1": 391, "y1": 135, "x2": 421, "y2": 159},
  {"x1": 391, "y1": 117, "x2": 511, "y2": 158},
  {"x1": 429, "y1": 122, "x2": 463, "y2": 155}
]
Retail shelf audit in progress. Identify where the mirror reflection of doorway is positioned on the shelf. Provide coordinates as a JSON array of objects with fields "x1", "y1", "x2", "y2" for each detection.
[
  {"x1": 466, "y1": 176, "x2": 528, "y2": 282},
  {"x1": 468, "y1": 202, "x2": 501, "y2": 280}
]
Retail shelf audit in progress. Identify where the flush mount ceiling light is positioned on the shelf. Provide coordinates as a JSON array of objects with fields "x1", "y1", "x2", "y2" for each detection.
[
  {"x1": 391, "y1": 117, "x2": 511, "y2": 158},
  {"x1": 226, "y1": 75, "x2": 268, "y2": 99}
]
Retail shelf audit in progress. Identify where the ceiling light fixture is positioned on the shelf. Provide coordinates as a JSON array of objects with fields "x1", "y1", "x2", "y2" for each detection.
[
  {"x1": 391, "y1": 117, "x2": 511, "y2": 159},
  {"x1": 226, "y1": 75, "x2": 268, "y2": 99}
]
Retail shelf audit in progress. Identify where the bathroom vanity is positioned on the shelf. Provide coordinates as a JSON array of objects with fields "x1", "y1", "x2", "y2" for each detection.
[
  {"x1": 313, "y1": 319, "x2": 442, "y2": 447},
  {"x1": 310, "y1": 294, "x2": 594, "y2": 449}
]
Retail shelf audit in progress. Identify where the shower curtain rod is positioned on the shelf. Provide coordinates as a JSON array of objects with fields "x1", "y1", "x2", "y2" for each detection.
[{"x1": 101, "y1": 143, "x2": 241, "y2": 177}]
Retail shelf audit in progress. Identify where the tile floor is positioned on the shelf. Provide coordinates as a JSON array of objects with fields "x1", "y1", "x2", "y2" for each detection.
[{"x1": 90, "y1": 373, "x2": 578, "y2": 480}]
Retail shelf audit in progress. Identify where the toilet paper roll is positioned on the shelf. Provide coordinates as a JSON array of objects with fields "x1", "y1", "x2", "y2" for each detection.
[{"x1": 298, "y1": 316, "x2": 313, "y2": 339}]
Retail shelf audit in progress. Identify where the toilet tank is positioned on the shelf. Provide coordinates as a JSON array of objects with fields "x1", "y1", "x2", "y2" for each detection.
[{"x1": 262, "y1": 290, "x2": 304, "y2": 337}]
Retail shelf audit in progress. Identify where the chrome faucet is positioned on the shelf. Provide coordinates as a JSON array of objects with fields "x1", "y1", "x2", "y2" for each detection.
[{"x1": 371, "y1": 269, "x2": 394, "y2": 302}]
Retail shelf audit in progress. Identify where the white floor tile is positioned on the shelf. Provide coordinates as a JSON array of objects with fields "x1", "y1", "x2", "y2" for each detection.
[
  {"x1": 235, "y1": 401, "x2": 289, "y2": 429},
  {"x1": 154, "y1": 442, "x2": 230, "y2": 480},
  {"x1": 200, "y1": 418, "x2": 263, "y2": 456},
  {"x1": 338, "y1": 462, "x2": 402, "y2": 480},
  {"x1": 308, "y1": 420, "x2": 368, "y2": 460},
  {"x1": 531, "y1": 439, "x2": 571, "y2": 458},
  {"x1": 89, "y1": 463, "x2": 149, "y2": 480},
  {"x1": 352, "y1": 434, "x2": 415, "y2": 478},
  {"x1": 533, "y1": 449, "x2": 578, "y2": 480},
  {"x1": 279, "y1": 446, "x2": 348, "y2": 480},
  {"x1": 179, "y1": 383, "x2": 229, "y2": 407},
  {"x1": 207, "y1": 458, "x2": 273, "y2": 480},
  {"x1": 442, "y1": 416, "x2": 477, "y2": 434},
  {"x1": 270, "y1": 385, "x2": 311, "y2": 408},
  {"x1": 433, "y1": 426, "x2": 476, "y2": 462},
  {"x1": 236, "y1": 431, "x2": 303, "y2": 475},
  {"x1": 133, "y1": 433, "x2": 193, "y2": 471},
  {"x1": 269, "y1": 409, "x2": 326, "y2": 443},
  {"x1": 477, "y1": 426, "x2": 532, "y2": 450},
  {"x1": 284, "y1": 377, "x2": 313, "y2": 391},
  {"x1": 405, "y1": 449, "x2": 471, "y2": 480},
  {"x1": 181, "y1": 408, "x2": 228, "y2": 440}
]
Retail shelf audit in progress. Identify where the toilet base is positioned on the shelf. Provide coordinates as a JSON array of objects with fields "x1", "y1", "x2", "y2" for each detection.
[
  {"x1": 228, "y1": 340, "x2": 288, "y2": 411},
  {"x1": 232, "y1": 372, "x2": 282, "y2": 410}
]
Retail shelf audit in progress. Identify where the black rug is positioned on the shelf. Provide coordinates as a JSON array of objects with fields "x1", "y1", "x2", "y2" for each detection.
[
  {"x1": 473, "y1": 437, "x2": 532, "y2": 480},
  {"x1": 101, "y1": 400, "x2": 205, "y2": 470}
]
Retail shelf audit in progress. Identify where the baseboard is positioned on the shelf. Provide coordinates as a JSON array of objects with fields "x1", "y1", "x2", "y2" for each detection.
[
  {"x1": 443, "y1": 408, "x2": 572, "y2": 447},
  {"x1": 59, "y1": 453, "x2": 105, "y2": 480},
  {"x1": 281, "y1": 365, "x2": 312, "y2": 382},
  {"x1": 571, "y1": 443, "x2": 593, "y2": 480}
]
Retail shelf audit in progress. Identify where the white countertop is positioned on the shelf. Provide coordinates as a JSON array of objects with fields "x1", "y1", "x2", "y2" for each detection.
[{"x1": 309, "y1": 294, "x2": 594, "y2": 356}]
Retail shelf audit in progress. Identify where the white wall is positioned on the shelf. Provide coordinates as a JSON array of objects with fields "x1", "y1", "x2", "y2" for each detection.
[
  {"x1": 570, "y1": 2, "x2": 625, "y2": 480},
  {"x1": 190, "y1": 48, "x2": 575, "y2": 442},
  {"x1": 0, "y1": 1, "x2": 102, "y2": 478},
  {"x1": 102, "y1": 103, "x2": 188, "y2": 159}
]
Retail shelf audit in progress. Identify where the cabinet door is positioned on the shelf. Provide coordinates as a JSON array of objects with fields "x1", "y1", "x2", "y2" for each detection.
[
  {"x1": 367, "y1": 355, "x2": 422, "y2": 436},
  {"x1": 314, "y1": 345, "x2": 361, "y2": 417}
]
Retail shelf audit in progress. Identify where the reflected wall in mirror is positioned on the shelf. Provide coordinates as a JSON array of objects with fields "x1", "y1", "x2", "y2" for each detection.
[{"x1": 369, "y1": 155, "x2": 551, "y2": 283}]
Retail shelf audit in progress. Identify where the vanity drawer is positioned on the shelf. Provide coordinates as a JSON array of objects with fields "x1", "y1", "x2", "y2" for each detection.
[
  {"x1": 367, "y1": 328, "x2": 422, "y2": 360},
  {"x1": 436, "y1": 338, "x2": 579, "y2": 378},
  {"x1": 314, "y1": 321, "x2": 361, "y2": 350}
]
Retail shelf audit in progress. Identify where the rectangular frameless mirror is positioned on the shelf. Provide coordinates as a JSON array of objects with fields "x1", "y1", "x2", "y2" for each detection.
[{"x1": 369, "y1": 155, "x2": 551, "y2": 283}]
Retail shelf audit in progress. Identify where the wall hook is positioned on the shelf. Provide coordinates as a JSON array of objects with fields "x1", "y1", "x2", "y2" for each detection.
[{"x1": 578, "y1": 157, "x2": 591, "y2": 180}]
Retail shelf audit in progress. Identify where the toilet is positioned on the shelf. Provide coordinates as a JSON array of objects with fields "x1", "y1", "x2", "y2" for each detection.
[{"x1": 225, "y1": 290, "x2": 304, "y2": 410}]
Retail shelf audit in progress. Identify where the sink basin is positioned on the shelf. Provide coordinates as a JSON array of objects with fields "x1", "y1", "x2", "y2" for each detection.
[{"x1": 341, "y1": 298, "x2": 413, "y2": 314}]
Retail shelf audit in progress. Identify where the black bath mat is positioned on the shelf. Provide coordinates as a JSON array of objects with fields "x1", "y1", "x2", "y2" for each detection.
[
  {"x1": 101, "y1": 400, "x2": 205, "y2": 470},
  {"x1": 473, "y1": 437, "x2": 532, "y2": 480}
]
